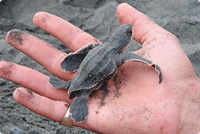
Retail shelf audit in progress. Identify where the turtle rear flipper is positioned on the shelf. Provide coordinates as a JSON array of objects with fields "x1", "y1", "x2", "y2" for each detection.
[
  {"x1": 117, "y1": 52, "x2": 162, "y2": 83},
  {"x1": 61, "y1": 43, "x2": 101, "y2": 72},
  {"x1": 70, "y1": 90, "x2": 90, "y2": 122},
  {"x1": 49, "y1": 77, "x2": 71, "y2": 89}
]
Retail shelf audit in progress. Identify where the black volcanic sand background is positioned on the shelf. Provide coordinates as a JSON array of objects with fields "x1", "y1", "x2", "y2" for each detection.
[{"x1": 0, "y1": 0, "x2": 200, "y2": 133}]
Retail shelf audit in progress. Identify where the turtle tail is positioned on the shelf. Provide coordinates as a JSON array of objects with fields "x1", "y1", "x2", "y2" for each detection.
[{"x1": 69, "y1": 90, "x2": 90, "y2": 122}]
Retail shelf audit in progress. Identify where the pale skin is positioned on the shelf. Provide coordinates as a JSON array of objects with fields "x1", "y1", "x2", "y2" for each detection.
[{"x1": 0, "y1": 3, "x2": 200, "y2": 134}]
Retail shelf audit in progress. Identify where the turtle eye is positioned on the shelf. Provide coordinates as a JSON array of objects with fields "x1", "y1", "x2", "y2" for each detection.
[{"x1": 126, "y1": 29, "x2": 132, "y2": 36}]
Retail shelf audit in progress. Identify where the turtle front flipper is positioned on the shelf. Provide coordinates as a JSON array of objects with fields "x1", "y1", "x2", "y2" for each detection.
[
  {"x1": 69, "y1": 90, "x2": 90, "y2": 122},
  {"x1": 118, "y1": 52, "x2": 162, "y2": 83},
  {"x1": 61, "y1": 43, "x2": 101, "y2": 72},
  {"x1": 49, "y1": 77, "x2": 71, "y2": 89}
]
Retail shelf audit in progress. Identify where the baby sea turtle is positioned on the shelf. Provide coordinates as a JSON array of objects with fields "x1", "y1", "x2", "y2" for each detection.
[{"x1": 49, "y1": 24, "x2": 162, "y2": 123}]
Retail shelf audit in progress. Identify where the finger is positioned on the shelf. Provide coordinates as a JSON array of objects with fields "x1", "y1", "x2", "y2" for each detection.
[
  {"x1": 13, "y1": 87, "x2": 68, "y2": 122},
  {"x1": 116, "y1": 3, "x2": 180, "y2": 62},
  {"x1": 6, "y1": 29, "x2": 73, "y2": 80},
  {"x1": 13, "y1": 87, "x2": 90, "y2": 128},
  {"x1": 116, "y1": 3, "x2": 195, "y2": 82},
  {"x1": 33, "y1": 12, "x2": 101, "y2": 51},
  {"x1": 116, "y1": 3, "x2": 178, "y2": 45},
  {"x1": 0, "y1": 61, "x2": 71, "y2": 102}
]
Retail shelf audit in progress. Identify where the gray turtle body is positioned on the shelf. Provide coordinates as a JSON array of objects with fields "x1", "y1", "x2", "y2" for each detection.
[{"x1": 49, "y1": 24, "x2": 162, "y2": 122}]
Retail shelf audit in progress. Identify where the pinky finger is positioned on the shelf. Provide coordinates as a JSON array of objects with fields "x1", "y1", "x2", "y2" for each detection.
[{"x1": 13, "y1": 87, "x2": 68, "y2": 122}]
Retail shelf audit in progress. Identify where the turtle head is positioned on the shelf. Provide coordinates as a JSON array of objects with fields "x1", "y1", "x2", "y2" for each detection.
[{"x1": 108, "y1": 24, "x2": 132, "y2": 52}]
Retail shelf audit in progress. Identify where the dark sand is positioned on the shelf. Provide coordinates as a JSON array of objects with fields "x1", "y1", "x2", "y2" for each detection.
[{"x1": 0, "y1": 0, "x2": 200, "y2": 133}]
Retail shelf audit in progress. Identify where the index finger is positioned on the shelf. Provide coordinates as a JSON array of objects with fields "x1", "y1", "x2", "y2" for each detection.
[{"x1": 33, "y1": 12, "x2": 101, "y2": 51}]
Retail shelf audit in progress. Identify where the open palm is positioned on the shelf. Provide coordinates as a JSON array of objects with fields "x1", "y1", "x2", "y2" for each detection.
[{"x1": 0, "y1": 3, "x2": 199, "y2": 134}]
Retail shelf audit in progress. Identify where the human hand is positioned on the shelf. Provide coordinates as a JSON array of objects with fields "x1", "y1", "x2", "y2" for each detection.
[{"x1": 1, "y1": 3, "x2": 200, "y2": 134}]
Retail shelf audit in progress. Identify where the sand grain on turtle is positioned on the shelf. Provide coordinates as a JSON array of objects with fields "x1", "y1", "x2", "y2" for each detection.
[{"x1": 49, "y1": 24, "x2": 162, "y2": 123}]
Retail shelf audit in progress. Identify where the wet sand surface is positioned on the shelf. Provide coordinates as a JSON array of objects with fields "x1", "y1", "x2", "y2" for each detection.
[{"x1": 0, "y1": 0, "x2": 200, "y2": 133}]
